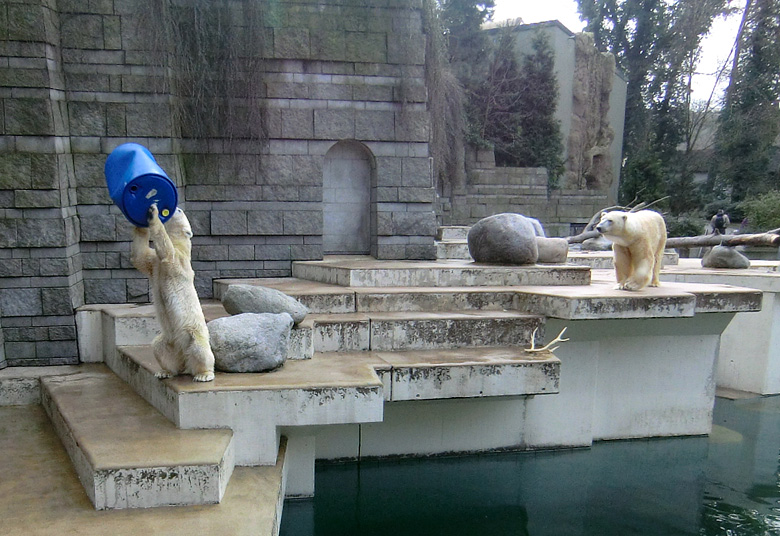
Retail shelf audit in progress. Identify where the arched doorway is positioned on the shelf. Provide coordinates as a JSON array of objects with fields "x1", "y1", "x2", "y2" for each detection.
[{"x1": 322, "y1": 141, "x2": 373, "y2": 255}]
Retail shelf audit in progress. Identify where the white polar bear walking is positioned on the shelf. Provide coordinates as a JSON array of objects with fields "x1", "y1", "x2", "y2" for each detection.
[
  {"x1": 595, "y1": 210, "x2": 667, "y2": 291},
  {"x1": 131, "y1": 205, "x2": 215, "y2": 382}
]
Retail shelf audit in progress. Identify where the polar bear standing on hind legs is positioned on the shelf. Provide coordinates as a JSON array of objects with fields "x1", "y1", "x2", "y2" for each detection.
[
  {"x1": 131, "y1": 204, "x2": 215, "y2": 382},
  {"x1": 595, "y1": 210, "x2": 667, "y2": 291}
]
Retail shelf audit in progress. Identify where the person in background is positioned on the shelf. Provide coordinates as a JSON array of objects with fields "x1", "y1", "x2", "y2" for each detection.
[{"x1": 711, "y1": 209, "x2": 730, "y2": 235}]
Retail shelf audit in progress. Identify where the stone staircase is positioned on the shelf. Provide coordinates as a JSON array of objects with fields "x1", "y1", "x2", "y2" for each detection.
[
  {"x1": 435, "y1": 226, "x2": 472, "y2": 261},
  {"x1": 5, "y1": 255, "x2": 762, "y2": 533},
  {"x1": 37, "y1": 258, "x2": 567, "y2": 517}
]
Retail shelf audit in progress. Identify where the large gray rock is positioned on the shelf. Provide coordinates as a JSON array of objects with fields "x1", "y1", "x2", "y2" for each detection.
[
  {"x1": 207, "y1": 313, "x2": 293, "y2": 373},
  {"x1": 536, "y1": 237, "x2": 568, "y2": 263},
  {"x1": 701, "y1": 246, "x2": 750, "y2": 269},
  {"x1": 467, "y1": 213, "x2": 539, "y2": 265},
  {"x1": 529, "y1": 217, "x2": 546, "y2": 237},
  {"x1": 222, "y1": 284, "x2": 308, "y2": 324}
]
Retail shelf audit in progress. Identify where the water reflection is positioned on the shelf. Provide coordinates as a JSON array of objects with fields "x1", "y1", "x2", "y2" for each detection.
[{"x1": 282, "y1": 396, "x2": 780, "y2": 536}]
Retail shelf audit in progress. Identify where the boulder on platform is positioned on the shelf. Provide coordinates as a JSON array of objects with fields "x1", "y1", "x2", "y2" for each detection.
[
  {"x1": 468, "y1": 213, "x2": 539, "y2": 265},
  {"x1": 222, "y1": 284, "x2": 308, "y2": 324},
  {"x1": 702, "y1": 246, "x2": 751, "y2": 269},
  {"x1": 207, "y1": 313, "x2": 293, "y2": 373}
]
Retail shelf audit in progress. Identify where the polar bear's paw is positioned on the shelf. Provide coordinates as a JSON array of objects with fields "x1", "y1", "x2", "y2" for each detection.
[
  {"x1": 155, "y1": 370, "x2": 173, "y2": 379},
  {"x1": 620, "y1": 280, "x2": 642, "y2": 291},
  {"x1": 193, "y1": 371, "x2": 215, "y2": 382}
]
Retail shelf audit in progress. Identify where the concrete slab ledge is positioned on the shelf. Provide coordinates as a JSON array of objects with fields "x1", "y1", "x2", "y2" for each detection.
[
  {"x1": 291, "y1": 258, "x2": 591, "y2": 287},
  {"x1": 41, "y1": 366, "x2": 235, "y2": 510},
  {"x1": 0, "y1": 404, "x2": 287, "y2": 535},
  {"x1": 0, "y1": 365, "x2": 82, "y2": 406},
  {"x1": 119, "y1": 345, "x2": 559, "y2": 403}
]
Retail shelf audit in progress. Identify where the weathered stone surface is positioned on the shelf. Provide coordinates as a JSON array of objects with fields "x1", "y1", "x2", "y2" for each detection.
[
  {"x1": 207, "y1": 313, "x2": 293, "y2": 373},
  {"x1": 222, "y1": 284, "x2": 308, "y2": 324},
  {"x1": 467, "y1": 213, "x2": 539, "y2": 265},
  {"x1": 536, "y1": 237, "x2": 568, "y2": 264},
  {"x1": 701, "y1": 246, "x2": 751, "y2": 269}
]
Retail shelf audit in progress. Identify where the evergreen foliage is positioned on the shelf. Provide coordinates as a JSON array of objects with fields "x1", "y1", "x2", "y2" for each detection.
[
  {"x1": 463, "y1": 26, "x2": 565, "y2": 188},
  {"x1": 511, "y1": 33, "x2": 566, "y2": 186},
  {"x1": 578, "y1": 0, "x2": 731, "y2": 213},
  {"x1": 739, "y1": 190, "x2": 780, "y2": 231},
  {"x1": 711, "y1": 0, "x2": 780, "y2": 202}
]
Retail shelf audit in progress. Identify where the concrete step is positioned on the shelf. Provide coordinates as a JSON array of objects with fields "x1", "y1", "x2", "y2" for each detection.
[
  {"x1": 108, "y1": 345, "x2": 385, "y2": 466},
  {"x1": 567, "y1": 250, "x2": 680, "y2": 269},
  {"x1": 215, "y1": 278, "x2": 521, "y2": 314},
  {"x1": 371, "y1": 346, "x2": 560, "y2": 401},
  {"x1": 1, "y1": 404, "x2": 287, "y2": 535},
  {"x1": 292, "y1": 258, "x2": 590, "y2": 287},
  {"x1": 366, "y1": 310, "x2": 544, "y2": 351},
  {"x1": 79, "y1": 302, "x2": 313, "y2": 362},
  {"x1": 436, "y1": 240, "x2": 472, "y2": 261},
  {"x1": 436, "y1": 226, "x2": 470, "y2": 241},
  {"x1": 107, "y1": 341, "x2": 559, "y2": 466},
  {"x1": 40, "y1": 366, "x2": 234, "y2": 510}
]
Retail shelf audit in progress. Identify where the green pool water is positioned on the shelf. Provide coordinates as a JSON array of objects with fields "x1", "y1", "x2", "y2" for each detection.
[{"x1": 280, "y1": 395, "x2": 780, "y2": 536}]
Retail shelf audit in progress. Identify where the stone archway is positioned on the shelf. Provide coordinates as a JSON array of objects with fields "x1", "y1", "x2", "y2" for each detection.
[{"x1": 322, "y1": 141, "x2": 374, "y2": 255}]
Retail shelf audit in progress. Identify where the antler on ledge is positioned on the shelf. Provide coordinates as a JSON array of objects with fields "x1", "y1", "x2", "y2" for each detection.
[{"x1": 526, "y1": 327, "x2": 569, "y2": 353}]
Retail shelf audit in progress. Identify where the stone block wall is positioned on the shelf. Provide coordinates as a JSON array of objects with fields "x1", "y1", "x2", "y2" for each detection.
[
  {"x1": 1, "y1": 0, "x2": 84, "y2": 365},
  {"x1": 439, "y1": 148, "x2": 608, "y2": 236},
  {"x1": 1, "y1": 0, "x2": 434, "y2": 365}
]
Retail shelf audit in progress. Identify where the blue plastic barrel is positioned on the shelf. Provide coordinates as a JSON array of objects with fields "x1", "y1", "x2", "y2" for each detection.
[{"x1": 104, "y1": 143, "x2": 178, "y2": 227}]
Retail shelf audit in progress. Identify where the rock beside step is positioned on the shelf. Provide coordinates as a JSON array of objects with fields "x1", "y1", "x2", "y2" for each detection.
[
  {"x1": 41, "y1": 366, "x2": 234, "y2": 510},
  {"x1": 208, "y1": 313, "x2": 293, "y2": 372},
  {"x1": 222, "y1": 284, "x2": 309, "y2": 324}
]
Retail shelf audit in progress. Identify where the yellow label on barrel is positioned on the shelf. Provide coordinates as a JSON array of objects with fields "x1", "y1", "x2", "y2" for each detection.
[{"x1": 161, "y1": 209, "x2": 170, "y2": 217}]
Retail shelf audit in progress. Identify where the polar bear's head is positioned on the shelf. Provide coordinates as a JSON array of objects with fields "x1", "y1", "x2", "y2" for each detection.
[
  {"x1": 595, "y1": 211, "x2": 628, "y2": 237},
  {"x1": 164, "y1": 207, "x2": 194, "y2": 243}
]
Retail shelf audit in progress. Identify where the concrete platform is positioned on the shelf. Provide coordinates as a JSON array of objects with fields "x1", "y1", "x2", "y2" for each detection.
[
  {"x1": 513, "y1": 279, "x2": 762, "y2": 320},
  {"x1": 42, "y1": 366, "x2": 235, "y2": 510},
  {"x1": 109, "y1": 345, "x2": 385, "y2": 466},
  {"x1": 661, "y1": 259, "x2": 780, "y2": 394},
  {"x1": 107, "y1": 341, "x2": 559, "y2": 458},
  {"x1": 567, "y1": 249, "x2": 680, "y2": 269},
  {"x1": 0, "y1": 405, "x2": 286, "y2": 536},
  {"x1": 215, "y1": 277, "x2": 521, "y2": 313},
  {"x1": 292, "y1": 257, "x2": 591, "y2": 287}
]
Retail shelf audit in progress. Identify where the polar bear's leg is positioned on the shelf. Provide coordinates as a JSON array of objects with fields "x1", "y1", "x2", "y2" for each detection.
[
  {"x1": 152, "y1": 334, "x2": 181, "y2": 379},
  {"x1": 650, "y1": 252, "x2": 662, "y2": 287},
  {"x1": 184, "y1": 331, "x2": 215, "y2": 382},
  {"x1": 622, "y1": 244, "x2": 654, "y2": 290},
  {"x1": 650, "y1": 239, "x2": 665, "y2": 287},
  {"x1": 612, "y1": 245, "x2": 631, "y2": 289}
]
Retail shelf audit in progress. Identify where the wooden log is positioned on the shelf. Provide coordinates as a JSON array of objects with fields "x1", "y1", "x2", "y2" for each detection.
[
  {"x1": 568, "y1": 231, "x2": 780, "y2": 247},
  {"x1": 666, "y1": 233, "x2": 780, "y2": 248}
]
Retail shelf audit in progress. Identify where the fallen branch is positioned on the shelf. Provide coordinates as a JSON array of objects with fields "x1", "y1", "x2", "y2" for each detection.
[{"x1": 567, "y1": 230, "x2": 602, "y2": 244}]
